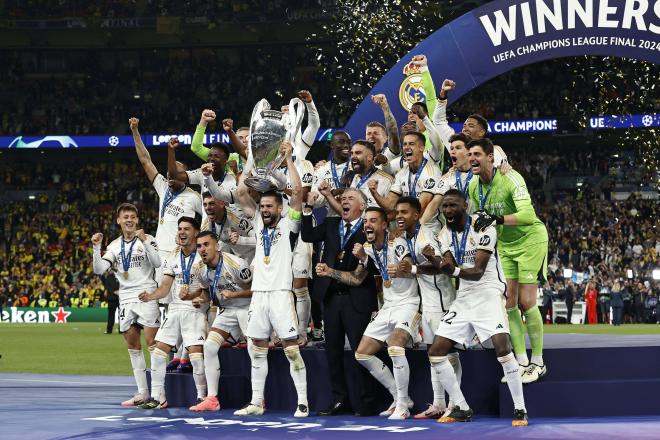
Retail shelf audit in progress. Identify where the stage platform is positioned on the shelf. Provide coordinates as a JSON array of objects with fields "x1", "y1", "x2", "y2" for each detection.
[
  {"x1": 2, "y1": 372, "x2": 660, "y2": 440},
  {"x1": 159, "y1": 334, "x2": 660, "y2": 418}
]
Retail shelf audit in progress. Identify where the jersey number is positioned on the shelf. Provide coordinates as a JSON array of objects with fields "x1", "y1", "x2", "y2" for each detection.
[{"x1": 442, "y1": 311, "x2": 457, "y2": 325}]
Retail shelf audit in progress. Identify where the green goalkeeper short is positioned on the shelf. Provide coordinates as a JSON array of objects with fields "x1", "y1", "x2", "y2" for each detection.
[{"x1": 499, "y1": 239, "x2": 548, "y2": 284}]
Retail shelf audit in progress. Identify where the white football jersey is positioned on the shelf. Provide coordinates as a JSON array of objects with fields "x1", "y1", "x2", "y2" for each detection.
[
  {"x1": 282, "y1": 158, "x2": 315, "y2": 214},
  {"x1": 251, "y1": 213, "x2": 300, "y2": 292},
  {"x1": 364, "y1": 236, "x2": 420, "y2": 309},
  {"x1": 312, "y1": 159, "x2": 351, "y2": 217},
  {"x1": 162, "y1": 248, "x2": 207, "y2": 313},
  {"x1": 199, "y1": 252, "x2": 253, "y2": 309},
  {"x1": 402, "y1": 224, "x2": 456, "y2": 313},
  {"x1": 201, "y1": 205, "x2": 255, "y2": 262},
  {"x1": 153, "y1": 175, "x2": 202, "y2": 253},
  {"x1": 436, "y1": 168, "x2": 476, "y2": 213},
  {"x1": 390, "y1": 158, "x2": 441, "y2": 198},
  {"x1": 438, "y1": 218, "x2": 506, "y2": 296},
  {"x1": 186, "y1": 168, "x2": 237, "y2": 204},
  {"x1": 103, "y1": 236, "x2": 158, "y2": 304},
  {"x1": 349, "y1": 168, "x2": 394, "y2": 208}
]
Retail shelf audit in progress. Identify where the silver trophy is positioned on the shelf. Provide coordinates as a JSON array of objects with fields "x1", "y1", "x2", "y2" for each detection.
[{"x1": 245, "y1": 98, "x2": 305, "y2": 192}]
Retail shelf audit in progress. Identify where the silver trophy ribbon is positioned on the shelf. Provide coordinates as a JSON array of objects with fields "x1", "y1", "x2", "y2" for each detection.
[{"x1": 245, "y1": 98, "x2": 305, "y2": 192}]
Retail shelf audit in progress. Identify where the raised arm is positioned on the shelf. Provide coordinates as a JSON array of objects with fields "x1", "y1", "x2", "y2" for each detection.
[
  {"x1": 413, "y1": 55, "x2": 437, "y2": 117},
  {"x1": 369, "y1": 181, "x2": 398, "y2": 213},
  {"x1": 91, "y1": 233, "x2": 111, "y2": 275},
  {"x1": 167, "y1": 137, "x2": 189, "y2": 182},
  {"x1": 301, "y1": 195, "x2": 328, "y2": 243},
  {"x1": 202, "y1": 164, "x2": 234, "y2": 203},
  {"x1": 129, "y1": 117, "x2": 158, "y2": 182},
  {"x1": 283, "y1": 141, "x2": 302, "y2": 212},
  {"x1": 372, "y1": 94, "x2": 400, "y2": 155},
  {"x1": 433, "y1": 79, "x2": 457, "y2": 151},
  {"x1": 191, "y1": 109, "x2": 215, "y2": 161},
  {"x1": 137, "y1": 230, "x2": 161, "y2": 268},
  {"x1": 236, "y1": 166, "x2": 257, "y2": 219},
  {"x1": 222, "y1": 118, "x2": 248, "y2": 160},
  {"x1": 315, "y1": 262, "x2": 369, "y2": 286},
  {"x1": 139, "y1": 274, "x2": 174, "y2": 301},
  {"x1": 299, "y1": 90, "x2": 320, "y2": 152}
]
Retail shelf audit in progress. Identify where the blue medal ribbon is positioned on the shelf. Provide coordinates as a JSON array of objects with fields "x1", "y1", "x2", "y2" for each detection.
[
  {"x1": 160, "y1": 186, "x2": 185, "y2": 219},
  {"x1": 406, "y1": 223, "x2": 421, "y2": 264},
  {"x1": 261, "y1": 226, "x2": 277, "y2": 258},
  {"x1": 210, "y1": 215, "x2": 226, "y2": 239},
  {"x1": 339, "y1": 218, "x2": 364, "y2": 251},
  {"x1": 478, "y1": 168, "x2": 497, "y2": 210},
  {"x1": 408, "y1": 158, "x2": 428, "y2": 197},
  {"x1": 371, "y1": 232, "x2": 390, "y2": 283},
  {"x1": 355, "y1": 167, "x2": 377, "y2": 189},
  {"x1": 207, "y1": 254, "x2": 224, "y2": 301},
  {"x1": 180, "y1": 250, "x2": 197, "y2": 285},
  {"x1": 451, "y1": 215, "x2": 471, "y2": 266},
  {"x1": 330, "y1": 159, "x2": 347, "y2": 188},
  {"x1": 455, "y1": 169, "x2": 473, "y2": 199},
  {"x1": 120, "y1": 237, "x2": 138, "y2": 274}
]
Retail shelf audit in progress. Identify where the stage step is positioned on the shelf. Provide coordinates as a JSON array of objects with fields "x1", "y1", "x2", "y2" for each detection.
[{"x1": 499, "y1": 378, "x2": 660, "y2": 418}]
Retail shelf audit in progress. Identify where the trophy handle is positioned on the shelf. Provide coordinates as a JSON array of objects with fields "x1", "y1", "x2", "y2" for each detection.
[{"x1": 286, "y1": 97, "x2": 305, "y2": 143}]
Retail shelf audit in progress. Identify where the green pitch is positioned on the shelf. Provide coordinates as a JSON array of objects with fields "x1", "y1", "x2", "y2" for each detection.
[{"x1": 1, "y1": 322, "x2": 659, "y2": 376}]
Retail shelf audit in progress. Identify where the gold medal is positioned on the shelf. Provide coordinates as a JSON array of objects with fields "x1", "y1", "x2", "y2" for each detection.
[
  {"x1": 337, "y1": 251, "x2": 345, "y2": 260},
  {"x1": 383, "y1": 280, "x2": 392, "y2": 288},
  {"x1": 264, "y1": 256, "x2": 271, "y2": 264},
  {"x1": 159, "y1": 218, "x2": 164, "y2": 224},
  {"x1": 123, "y1": 271, "x2": 129, "y2": 279}
]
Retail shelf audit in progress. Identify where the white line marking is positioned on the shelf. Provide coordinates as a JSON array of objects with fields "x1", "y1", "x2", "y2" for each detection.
[{"x1": 0, "y1": 378, "x2": 133, "y2": 386}]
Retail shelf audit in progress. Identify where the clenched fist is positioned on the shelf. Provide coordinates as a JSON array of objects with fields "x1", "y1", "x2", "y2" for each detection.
[
  {"x1": 201, "y1": 163, "x2": 214, "y2": 176},
  {"x1": 200, "y1": 109, "x2": 216, "y2": 126},
  {"x1": 222, "y1": 118, "x2": 233, "y2": 132},
  {"x1": 91, "y1": 232, "x2": 103, "y2": 246},
  {"x1": 135, "y1": 229, "x2": 146, "y2": 241},
  {"x1": 298, "y1": 90, "x2": 313, "y2": 103},
  {"x1": 315, "y1": 263, "x2": 331, "y2": 277},
  {"x1": 168, "y1": 136, "x2": 179, "y2": 150},
  {"x1": 129, "y1": 117, "x2": 139, "y2": 131}
]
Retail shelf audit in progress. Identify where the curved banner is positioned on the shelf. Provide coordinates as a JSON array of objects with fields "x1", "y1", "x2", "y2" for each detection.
[{"x1": 345, "y1": 0, "x2": 660, "y2": 136}]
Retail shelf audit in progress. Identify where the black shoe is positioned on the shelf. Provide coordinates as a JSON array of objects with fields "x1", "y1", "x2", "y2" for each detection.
[
  {"x1": 438, "y1": 405, "x2": 474, "y2": 423},
  {"x1": 512, "y1": 409, "x2": 529, "y2": 426},
  {"x1": 354, "y1": 404, "x2": 377, "y2": 417},
  {"x1": 318, "y1": 401, "x2": 352, "y2": 416}
]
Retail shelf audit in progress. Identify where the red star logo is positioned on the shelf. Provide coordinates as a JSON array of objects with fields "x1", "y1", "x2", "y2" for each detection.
[{"x1": 51, "y1": 307, "x2": 71, "y2": 323}]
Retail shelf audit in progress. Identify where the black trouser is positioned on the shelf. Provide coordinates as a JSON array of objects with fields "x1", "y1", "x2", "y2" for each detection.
[
  {"x1": 566, "y1": 299, "x2": 574, "y2": 323},
  {"x1": 323, "y1": 293, "x2": 375, "y2": 409},
  {"x1": 106, "y1": 303, "x2": 118, "y2": 333}
]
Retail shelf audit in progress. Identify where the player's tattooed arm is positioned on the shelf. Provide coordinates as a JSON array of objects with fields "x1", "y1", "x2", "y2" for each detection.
[{"x1": 315, "y1": 262, "x2": 369, "y2": 286}]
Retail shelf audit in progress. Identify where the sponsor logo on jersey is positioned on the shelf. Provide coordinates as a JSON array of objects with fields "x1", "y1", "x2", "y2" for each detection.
[
  {"x1": 239, "y1": 268, "x2": 252, "y2": 281},
  {"x1": 479, "y1": 235, "x2": 491, "y2": 246}
]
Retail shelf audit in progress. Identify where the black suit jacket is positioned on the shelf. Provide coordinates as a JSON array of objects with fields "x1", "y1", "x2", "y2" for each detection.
[{"x1": 301, "y1": 213, "x2": 377, "y2": 314}]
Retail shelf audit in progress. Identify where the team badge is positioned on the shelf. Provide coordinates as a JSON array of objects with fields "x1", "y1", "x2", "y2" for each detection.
[{"x1": 399, "y1": 74, "x2": 426, "y2": 111}]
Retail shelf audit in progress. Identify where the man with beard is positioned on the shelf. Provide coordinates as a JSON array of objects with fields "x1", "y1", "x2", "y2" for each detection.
[
  {"x1": 91, "y1": 203, "x2": 162, "y2": 407},
  {"x1": 233, "y1": 141, "x2": 309, "y2": 417},
  {"x1": 370, "y1": 132, "x2": 441, "y2": 223},
  {"x1": 310, "y1": 131, "x2": 352, "y2": 217},
  {"x1": 424, "y1": 189, "x2": 528, "y2": 426},
  {"x1": 136, "y1": 217, "x2": 207, "y2": 409},
  {"x1": 467, "y1": 138, "x2": 549, "y2": 385},
  {"x1": 200, "y1": 192, "x2": 255, "y2": 263},
  {"x1": 188, "y1": 231, "x2": 253, "y2": 411},
  {"x1": 130, "y1": 118, "x2": 203, "y2": 373},
  {"x1": 316, "y1": 207, "x2": 420, "y2": 420},
  {"x1": 168, "y1": 137, "x2": 236, "y2": 206},
  {"x1": 393, "y1": 197, "x2": 460, "y2": 419},
  {"x1": 303, "y1": 188, "x2": 378, "y2": 416}
]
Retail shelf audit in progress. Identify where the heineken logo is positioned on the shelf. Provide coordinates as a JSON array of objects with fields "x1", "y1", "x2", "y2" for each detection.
[{"x1": 1, "y1": 306, "x2": 72, "y2": 323}]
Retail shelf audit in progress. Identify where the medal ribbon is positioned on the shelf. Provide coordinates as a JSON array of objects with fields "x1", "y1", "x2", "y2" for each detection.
[
  {"x1": 451, "y1": 215, "x2": 471, "y2": 266},
  {"x1": 339, "y1": 218, "x2": 363, "y2": 251},
  {"x1": 406, "y1": 223, "x2": 421, "y2": 264},
  {"x1": 262, "y1": 226, "x2": 277, "y2": 259},
  {"x1": 372, "y1": 231, "x2": 390, "y2": 283},
  {"x1": 355, "y1": 167, "x2": 377, "y2": 189},
  {"x1": 478, "y1": 168, "x2": 497, "y2": 210},
  {"x1": 160, "y1": 186, "x2": 185, "y2": 219},
  {"x1": 180, "y1": 250, "x2": 197, "y2": 285},
  {"x1": 120, "y1": 237, "x2": 137, "y2": 274},
  {"x1": 408, "y1": 158, "x2": 428, "y2": 197},
  {"x1": 455, "y1": 169, "x2": 473, "y2": 199},
  {"x1": 330, "y1": 159, "x2": 347, "y2": 188},
  {"x1": 207, "y1": 254, "x2": 224, "y2": 301}
]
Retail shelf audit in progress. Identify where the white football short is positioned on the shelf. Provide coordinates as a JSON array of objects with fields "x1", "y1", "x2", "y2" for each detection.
[
  {"x1": 292, "y1": 238, "x2": 313, "y2": 279},
  {"x1": 118, "y1": 301, "x2": 161, "y2": 333},
  {"x1": 211, "y1": 306, "x2": 249, "y2": 343},
  {"x1": 363, "y1": 304, "x2": 421, "y2": 343},
  {"x1": 246, "y1": 290, "x2": 298, "y2": 341},
  {"x1": 420, "y1": 309, "x2": 447, "y2": 345},
  {"x1": 155, "y1": 308, "x2": 207, "y2": 348},
  {"x1": 434, "y1": 289, "x2": 508, "y2": 346}
]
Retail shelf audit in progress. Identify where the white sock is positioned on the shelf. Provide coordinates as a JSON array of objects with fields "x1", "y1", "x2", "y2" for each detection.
[
  {"x1": 284, "y1": 345, "x2": 308, "y2": 406},
  {"x1": 248, "y1": 342, "x2": 269, "y2": 406},
  {"x1": 128, "y1": 349, "x2": 148, "y2": 395},
  {"x1": 515, "y1": 352, "x2": 529, "y2": 366},
  {"x1": 150, "y1": 347, "x2": 168, "y2": 400},
  {"x1": 387, "y1": 346, "x2": 410, "y2": 403},
  {"x1": 204, "y1": 332, "x2": 224, "y2": 397},
  {"x1": 294, "y1": 287, "x2": 311, "y2": 339},
  {"x1": 355, "y1": 353, "x2": 397, "y2": 399},
  {"x1": 189, "y1": 352, "x2": 207, "y2": 399},
  {"x1": 499, "y1": 353, "x2": 526, "y2": 411},
  {"x1": 530, "y1": 354, "x2": 544, "y2": 366},
  {"x1": 429, "y1": 364, "x2": 446, "y2": 409},
  {"x1": 429, "y1": 355, "x2": 468, "y2": 410},
  {"x1": 447, "y1": 352, "x2": 461, "y2": 407}
]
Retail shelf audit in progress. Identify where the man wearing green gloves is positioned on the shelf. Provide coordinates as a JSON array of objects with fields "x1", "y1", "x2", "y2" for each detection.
[{"x1": 467, "y1": 138, "x2": 548, "y2": 385}]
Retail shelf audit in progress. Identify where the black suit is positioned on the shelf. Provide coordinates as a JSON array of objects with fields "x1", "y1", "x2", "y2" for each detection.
[{"x1": 301, "y1": 212, "x2": 378, "y2": 410}]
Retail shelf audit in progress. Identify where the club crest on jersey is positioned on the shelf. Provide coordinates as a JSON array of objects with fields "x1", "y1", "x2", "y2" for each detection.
[
  {"x1": 399, "y1": 74, "x2": 426, "y2": 112},
  {"x1": 395, "y1": 244, "x2": 406, "y2": 258},
  {"x1": 238, "y1": 218, "x2": 250, "y2": 231}
]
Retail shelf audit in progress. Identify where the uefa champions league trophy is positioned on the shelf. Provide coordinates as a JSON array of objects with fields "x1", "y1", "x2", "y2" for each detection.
[{"x1": 244, "y1": 98, "x2": 305, "y2": 192}]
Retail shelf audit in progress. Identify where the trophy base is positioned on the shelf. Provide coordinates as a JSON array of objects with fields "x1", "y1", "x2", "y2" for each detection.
[{"x1": 244, "y1": 175, "x2": 278, "y2": 193}]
